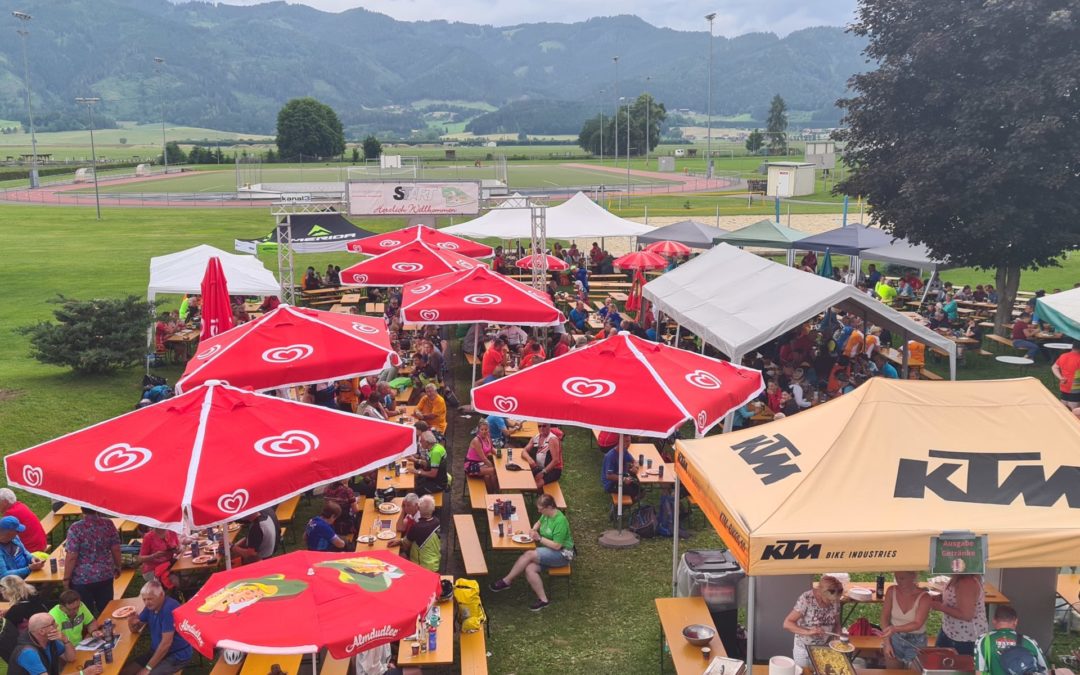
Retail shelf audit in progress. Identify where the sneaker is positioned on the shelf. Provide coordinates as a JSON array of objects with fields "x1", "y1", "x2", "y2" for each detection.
[
  {"x1": 529, "y1": 599, "x2": 550, "y2": 612},
  {"x1": 489, "y1": 579, "x2": 510, "y2": 592}
]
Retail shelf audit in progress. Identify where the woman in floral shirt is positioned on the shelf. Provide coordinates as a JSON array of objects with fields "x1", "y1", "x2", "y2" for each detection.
[
  {"x1": 63, "y1": 510, "x2": 121, "y2": 616},
  {"x1": 783, "y1": 575, "x2": 844, "y2": 668}
]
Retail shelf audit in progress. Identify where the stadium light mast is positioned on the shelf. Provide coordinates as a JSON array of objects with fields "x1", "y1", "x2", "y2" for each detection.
[
  {"x1": 705, "y1": 12, "x2": 717, "y2": 180},
  {"x1": 75, "y1": 97, "x2": 102, "y2": 220},
  {"x1": 12, "y1": 10, "x2": 40, "y2": 188},
  {"x1": 599, "y1": 88, "x2": 605, "y2": 166},
  {"x1": 644, "y1": 75, "x2": 651, "y2": 166},
  {"x1": 621, "y1": 96, "x2": 630, "y2": 204},
  {"x1": 613, "y1": 56, "x2": 619, "y2": 162},
  {"x1": 154, "y1": 57, "x2": 168, "y2": 174}
]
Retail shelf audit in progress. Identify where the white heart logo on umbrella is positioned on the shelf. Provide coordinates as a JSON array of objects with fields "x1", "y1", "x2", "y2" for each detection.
[
  {"x1": 22, "y1": 466, "x2": 43, "y2": 487},
  {"x1": 696, "y1": 410, "x2": 709, "y2": 430},
  {"x1": 561, "y1": 376, "x2": 617, "y2": 399},
  {"x1": 437, "y1": 242, "x2": 460, "y2": 250},
  {"x1": 94, "y1": 443, "x2": 153, "y2": 474},
  {"x1": 392, "y1": 262, "x2": 423, "y2": 273},
  {"x1": 254, "y1": 430, "x2": 319, "y2": 458},
  {"x1": 455, "y1": 259, "x2": 475, "y2": 269},
  {"x1": 352, "y1": 273, "x2": 368, "y2": 284},
  {"x1": 419, "y1": 309, "x2": 440, "y2": 321},
  {"x1": 262, "y1": 344, "x2": 314, "y2": 363},
  {"x1": 217, "y1": 489, "x2": 249, "y2": 515},
  {"x1": 492, "y1": 395, "x2": 518, "y2": 413},
  {"x1": 195, "y1": 344, "x2": 222, "y2": 361},
  {"x1": 379, "y1": 239, "x2": 401, "y2": 247},
  {"x1": 685, "y1": 370, "x2": 722, "y2": 390},
  {"x1": 463, "y1": 293, "x2": 501, "y2": 306},
  {"x1": 410, "y1": 284, "x2": 432, "y2": 294},
  {"x1": 351, "y1": 322, "x2": 379, "y2": 335}
]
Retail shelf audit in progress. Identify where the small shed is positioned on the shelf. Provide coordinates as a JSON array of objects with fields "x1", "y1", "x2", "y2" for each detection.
[{"x1": 766, "y1": 162, "x2": 815, "y2": 197}]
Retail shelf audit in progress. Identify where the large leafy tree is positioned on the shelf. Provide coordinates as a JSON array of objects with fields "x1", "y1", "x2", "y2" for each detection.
[
  {"x1": 836, "y1": 0, "x2": 1080, "y2": 332},
  {"x1": 20, "y1": 296, "x2": 153, "y2": 375},
  {"x1": 275, "y1": 97, "x2": 346, "y2": 160},
  {"x1": 577, "y1": 94, "x2": 666, "y2": 157},
  {"x1": 362, "y1": 135, "x2": 383, "y2": 161},
  {"x1": 766, "y1": 95, "x2": 788, "y2": 154}
]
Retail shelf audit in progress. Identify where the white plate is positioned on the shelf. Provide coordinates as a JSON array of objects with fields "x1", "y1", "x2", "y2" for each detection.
[
  {"x1": 511, "y1": 534, "x2": 534, "y2": 544},
  {"x1": 376, "y1": 530, "x2": 396, "y2": 541},
  {"x1": 112, "y1": 606, "x2": 136, "y2": 619},
  {"x1": 357, "y1": 535, "x2": 375, "y2": 544},
  {"x1": 378, "y1": 503, "x2": 400, "y2": 514}
]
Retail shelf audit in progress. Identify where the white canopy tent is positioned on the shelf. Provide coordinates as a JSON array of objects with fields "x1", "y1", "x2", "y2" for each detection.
[
  {"x1": 859, "y1": 240, "x2": 950, "y2": 272},
  {"x1": 148, "y1": 244, "x2": 280, "y2": 302},
  {"x1": 442, "y1": 191, "x2": 652, "y2": 239},
  {"x1": 643, "y1": 243, "x2": 957, "y2": 379}
]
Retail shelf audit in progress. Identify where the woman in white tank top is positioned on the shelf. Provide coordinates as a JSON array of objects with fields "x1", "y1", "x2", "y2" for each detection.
[{"x1": 881, "y1": 571, "x2": 931, "y2": 668}]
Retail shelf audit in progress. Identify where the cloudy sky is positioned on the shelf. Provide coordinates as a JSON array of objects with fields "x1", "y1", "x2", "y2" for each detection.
[{"x1": 197, "y1": 0, "x2": 858, "y2": 35}]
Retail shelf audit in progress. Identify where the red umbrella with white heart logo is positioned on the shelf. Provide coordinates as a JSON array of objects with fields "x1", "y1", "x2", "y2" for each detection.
[
  {"x1": 175, "y1": 305, "x2": 400, "y2": 393},
  {"x1": 399, "y1": 265, "x2": 566, "y2": 386},
  {"x1": 471, "y1": 332, "x2": 763, "y2": 546},
  {"x1": 347, "y1": 223, "x2": 493, "y2": 259},
  {"x1": 340, "y1": 240, "x2": 485, "y2": 287},
  {"x1": 4, "y1": 382, "x2": 416, "y2": 538}
]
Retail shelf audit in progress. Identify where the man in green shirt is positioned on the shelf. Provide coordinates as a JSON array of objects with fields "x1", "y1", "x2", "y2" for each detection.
[
  {"x1": 48, "y1": 590, "x2": 100, "y2": 645},
  {"x1": 975, "y1": 605, "x2": 1047, "y2": 675},
  {"x1": 412, "y1": 431, "x2": 448, "y2": 497}
]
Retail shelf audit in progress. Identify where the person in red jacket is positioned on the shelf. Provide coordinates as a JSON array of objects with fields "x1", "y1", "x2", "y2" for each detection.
[{"x1": 0, "y1": 490, "x2": 47, "y2": 553}]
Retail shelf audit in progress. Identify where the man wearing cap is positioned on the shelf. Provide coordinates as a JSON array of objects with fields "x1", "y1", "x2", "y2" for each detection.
[
  {"x1": 0, "y1": 490, "x2": 47, "y2": 553},
  {"x1": 0, "y1": 516, "x2": 44, "y2": 579},
  {"x1": 1051, "y1": 342, "x2": 1080, "y2": 411}
]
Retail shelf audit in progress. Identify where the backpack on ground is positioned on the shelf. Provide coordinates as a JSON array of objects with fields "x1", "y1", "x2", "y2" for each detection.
[
  {"x1": 629, "y1": 503, "x2": 658, "y2": 538},
  {"x1": 453, "y1": 578, "x2": 487, "y2": 633}
]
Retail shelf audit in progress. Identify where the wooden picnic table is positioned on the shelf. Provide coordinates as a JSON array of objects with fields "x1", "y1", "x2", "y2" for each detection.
[
  {"x1": 170, "y1": 525, "x2": 241, "y2": 573},
  {"x1": 243, "y1": 301, "x2": 261, "y2": 313},
  {"x1": 317, "y1": 655, "x2": 350, "y2": 675},
  {"x1": 629, "y1": 443, "x2": 674, "y2": 485},
  {"x1": 377, "y1": 458, "x2": 416, "y2": 492},
  {"x1": 833, "y1": 580, "x2": 1008, "y2": 605},
  {"x1": 609, "y1": 292, "x2": 629, "y2": 302},
  {"x1": 302, "y1": 287, "x2": 344, "y2": 297},
  {"x1": 388, "y1": 405, "x2": 418, "y2": 426},
  {"x1": 509, "y1": 420, "x2": 539, "y2": 443},
  {"x1": 655, "y1": 597, "x2": 726, "y2": 674},
  {"x1": 61, "y1": 597, "x2": 144, "y2": 675},
  {"x1": 485, "y1": 494, "x2": 534, "y2": 551},
  {"x1": 276, "y1": 495, "x2": 301, "y2": 524},
  {"x1": 238, "y1": 653, "x2": 303, "y2": 675},
  {"x1": 493, "y1": 449, "x2": 539, "y2": 492},
  {"x1": 329, "y1": 304, "x2": 354, "y2": 314},
  {"x1": 357, "y1": 497, "x2": 405, "y2": 551},
  {"x1": 27, "y1": 541, "x2": 68, "y2": 584},
  {"x1": 165, "y1": 329, "x2": 199, "y2": 344},
  {"x1": 340, "y1": 293, "x2": 365, "y2": 304},
  {"x1": 397, "y1": 575, "x2": 455, "y2": 667}
]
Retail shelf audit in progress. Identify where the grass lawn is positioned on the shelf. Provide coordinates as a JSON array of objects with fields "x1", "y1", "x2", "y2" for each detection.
[{"x1": 0, "y1": 203, "x2": 1076, "y2": 673}]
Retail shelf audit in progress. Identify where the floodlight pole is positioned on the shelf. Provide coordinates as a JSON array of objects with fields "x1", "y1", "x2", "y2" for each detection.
[
  {"x1": 75, "y1": 97, "x2": 102, "y2": 220},
  {"x1": 644, "y1": 75, "x2": 651, "y2": 166},
  {"x1": 705, "y1": 12, "x2": 716, "y2": 181},
  {"x1": 154, "y1": 57, "x2": 168, "y2": 175},
  {"x1": 599, "y1": 88, "x2": 604, "y2": 166},
  {"x1": 12, "y1": 11, "x2": 39, "y2": 188},
  {"x1": 613, "y1": 56, "x2": 619, "y2": 163},
  {"x1": 623, "y1": 97, "x2": 631, "y2": 205}
]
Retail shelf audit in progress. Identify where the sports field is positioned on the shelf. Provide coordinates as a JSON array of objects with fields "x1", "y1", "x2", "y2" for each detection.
[{"x1": 72, "y1": 163, "x2": 679, "y2": 194}]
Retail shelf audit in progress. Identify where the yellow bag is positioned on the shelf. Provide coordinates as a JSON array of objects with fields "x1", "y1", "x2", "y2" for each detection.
[{"x1": 453, "y1": 578, "x2": 487, "y2": 633}]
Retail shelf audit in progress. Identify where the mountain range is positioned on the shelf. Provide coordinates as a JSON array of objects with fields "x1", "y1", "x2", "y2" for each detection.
[{"x1": 0, "y1": 0, "x2": 869, "y2": 136}]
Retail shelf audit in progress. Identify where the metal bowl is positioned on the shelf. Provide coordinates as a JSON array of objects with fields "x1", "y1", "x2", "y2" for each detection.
[{"x1": 682, "y1": 624, "x2": 716, "y2": 646}]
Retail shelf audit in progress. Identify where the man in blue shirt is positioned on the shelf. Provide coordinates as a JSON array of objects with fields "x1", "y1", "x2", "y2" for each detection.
[
  {"x1": 485, "y1": 415, "x2": 509, "y2": 446},
  {"x1": 872, "y1": 353, "x2": 899, "y2": 379},
  {"x1": 125, "y1": 581, "x2": 192, "y2": 675},
  {"x1": 305, "y1": 503, "x2": 345, "y2": 552},
  {"x1": 9, "y1": 613, "x2": 87, "y2": 675},
  {"x1": 574, "y1": 266, "x2": 590, "y2": 293},
  {"x1": 0, "y1": 516, "x2": 43, "y2": 579},
  {"x1": 601, "y1": 446, "x2": 639, "y2": 499},
  {"x1": 568, "y1": 302, "x2": 588, "y2": 331}
]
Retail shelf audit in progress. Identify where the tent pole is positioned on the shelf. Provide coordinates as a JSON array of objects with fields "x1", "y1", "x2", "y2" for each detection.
[
  {"x1": 312, "y1": 651, "x2": 317, "y2": 675},
  {"x1": 919, "y1": 270, "x2": 936, "y2": 309},
  {"x1": 471, "y1": 326, "x2": 480, "y2": 392},
  {"x1": 902, "y1": 330, "x2": 910, "y2": 379},
  {"x1": 671, "y1": 471, "x2": 681, "y2": 597},
  {"x1": 949, "y1": 346, "x2": 957, "y2": 381},
  {"x1": 786, "y1": 249, "x2": 795, "y2": 267},
  {"x1": 748, "y1": 576, "x2": 757, "y2": 664},
  {"x1": 223, "y1": 531, "x2": 232, "y2": 570}
]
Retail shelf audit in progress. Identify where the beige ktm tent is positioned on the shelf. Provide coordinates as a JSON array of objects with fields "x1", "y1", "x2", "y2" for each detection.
[{"x1": 675, "y1": 377, "x2": 1080, "y2": 576}]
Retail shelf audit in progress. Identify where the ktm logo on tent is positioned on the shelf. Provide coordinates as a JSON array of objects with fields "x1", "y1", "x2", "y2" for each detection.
[
  {"x1": 307, "y1": 225, "x2": 333, "y2": 237},
  {"x1": 761, "y1": 539, "x2": 821, "y2": 560},
  {"x1": 895, "y1": 450, "x2": 1080, "y2": 508},
  {"x1": 730, "y1": 434, "x2": 801, "y2": 485}
]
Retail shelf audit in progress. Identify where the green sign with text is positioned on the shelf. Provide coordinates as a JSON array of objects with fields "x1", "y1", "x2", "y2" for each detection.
[{"x1": 929, "y1": 532, "x2": 987, "y2": 575}]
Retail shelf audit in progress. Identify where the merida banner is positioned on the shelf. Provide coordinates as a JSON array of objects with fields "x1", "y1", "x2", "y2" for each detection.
[{"x1": 348, "y1": 182, "x2": 480, "y2": 216}]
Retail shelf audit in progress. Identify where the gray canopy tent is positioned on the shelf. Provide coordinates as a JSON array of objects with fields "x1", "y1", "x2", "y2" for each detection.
[{"x1": 636, "y1": 220, "x2": 726, "y2": 249}]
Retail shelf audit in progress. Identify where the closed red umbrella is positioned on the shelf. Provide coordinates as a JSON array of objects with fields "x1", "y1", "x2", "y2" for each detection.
[
  {"x1": 347, "y1": 224, "x2": 493, "y2": 259},
  {"x1": 4, "y1": 382, "x2": 417, "y2": 532},
  {"x1": 472, "y1": 332, "x2": 762, "y2": 545},
  {"x1": 176, "y1": 305, "x2": 399, "y2": 393},
  {"x1": 613, "y1": 250, "x2": 668, "y2": 271},
  {"x1": 340, "y1": 240, "x2": 484, "y2": 287},
  {"x1": 645, "y1": 240, "x2": 692, "y2": 257},
  {"x1": 200, "y1": 257, "x2": 234, "y2": 340},
  {"x1": 515, "y1": 254, "x2": 569, "y2": 272},
  {"x1": 173, "y1": 550, "x2": 440, "y2": 659}
]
